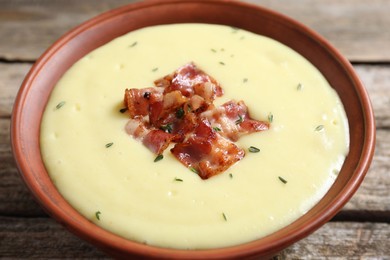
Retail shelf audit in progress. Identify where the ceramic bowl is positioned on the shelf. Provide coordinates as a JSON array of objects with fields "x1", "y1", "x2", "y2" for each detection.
[{"x1": 11, "y1": 0, "x2": 375, "y2": 259}]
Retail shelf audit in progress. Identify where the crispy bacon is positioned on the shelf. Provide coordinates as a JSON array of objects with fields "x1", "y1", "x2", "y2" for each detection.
[
  {"x1": 171, "y1": 118, "x2": 244, "y2": 179},
  {"x1": 154, "y1": 62, "x2": 223, "y2": 101},
  {"x1": 201, "y1": 100, "x2": 269, "y2": 141},
  {"x1": 123, "y1": 62, "x2": 269, "y2": 179}
]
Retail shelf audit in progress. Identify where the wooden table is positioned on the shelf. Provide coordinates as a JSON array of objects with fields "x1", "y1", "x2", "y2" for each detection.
[{"x1": 1, "y1": 0, "x2": 389, "y2": 258}]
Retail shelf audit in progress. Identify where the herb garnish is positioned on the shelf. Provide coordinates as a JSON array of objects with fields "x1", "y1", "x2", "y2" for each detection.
[
  {"x1": 190, "y1": 167, "x2": 198, "y2": 174},
  {"x1": 222, "y1": 212, "x2": 228, "y2": 221},
  {"x1": 278, "y1": 176, "x2": 288, "y2": 184},
  {"x1": 243, "y1": 78, "x2": 248, "y2": 83},
  {"x1": 105, "y1": 142, "x2": 114, "y2": 148},
  {"x1": 213, "y1": 126, "x2": 221, "y2": 132},
  {"x1": 176, "y1": 107, "x2": 184, "y2": 119},
  {"x1": 154, "y1": 154, "x2": 163, "y2": 162},
  {"x1": 248, "y1": 146, "x2": 260, "y2": 153},
  {"x1": 235, "y1": 115, "x2": 243, "y2": 125},
  {"x1": 219, "y1": 61, "x2": 225, "y2": 65},
  {"x1": 152, "y1": 67, "x2": 158, "y2": 72},
  {"x1": 95, "y1": 211, "x2": 101, "y2": 220},
  {"x1": 129, "y1": 41, "x2": 137, "y2": 47},
  {"x1": 297, "y1": 83, "x2": 303, "y2": 91},
  {"x1": 229, "y1": 173, "x2": 233, "y2": 179},
  {"x1": 211, "y1": 48, "x2": 217, "y2": 53},
  {"x1": 119, "y1": 107, "x2": 128, "y2": 113},
  {"x1": 55, "y1": 101, "x2": 66, "y2": 110},
  {"x1": 160, "y1": 123, "x2": 173, "y2": 133},
  {"x1": 174, "y1": 177, "x2": 183, "y2": 182},
  {"x1": 231, "y1": 26, "x2": 239, "y2": 33},
  {"x1": 315, "y1": 125, "x2": 324, "y2": 131},
  {"x1": 268, "y1": 113, "x2": 274, "y2": 123}
]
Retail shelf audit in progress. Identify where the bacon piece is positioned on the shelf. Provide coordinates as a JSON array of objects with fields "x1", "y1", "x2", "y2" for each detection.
[
  {"x1": 125, "y1": 118, "x2": 174, "y2": 154},
  {"x1": 124, "y1": 87, "x2": 164, "y2": 118},
  {"x1": 201, "y1": 100, "x2": 269, "y2": 141},
  {"x1": 171, "y1": 118, "x2": 244, "y2": 179},
  {"x1": 154, "y1": 62, "x2": 223, "y2": 101}
]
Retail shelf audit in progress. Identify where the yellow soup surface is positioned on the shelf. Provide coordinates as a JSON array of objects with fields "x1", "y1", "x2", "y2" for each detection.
[{"x1": 40, "y1": 23, "x2": 349, "y2": 249}]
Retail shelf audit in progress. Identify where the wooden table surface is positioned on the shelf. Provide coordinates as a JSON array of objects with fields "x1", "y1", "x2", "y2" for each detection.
[{"x1": 1, "y1": 0, "x2": 389, "y2": 258}]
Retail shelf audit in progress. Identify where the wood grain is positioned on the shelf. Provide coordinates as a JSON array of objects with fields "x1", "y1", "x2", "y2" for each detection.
[
  {"x1": 1, "y1": 216, "x2": 389, "y2": 258},
  {"x1": 1, "y1": 0, "x2": 389, "y2": 62}
]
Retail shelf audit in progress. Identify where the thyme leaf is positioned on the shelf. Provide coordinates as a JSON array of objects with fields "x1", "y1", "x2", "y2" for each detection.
[
  {"x1": 315, "y1": 125, "x2": 324, "y2": 131},
  {"x1": 248, "y1": 146, "x2": 260, "y2": 153},
  {"x1": 154, "y1": 154, "x2": 163, "y2": 162},
  {"x1": 129, "y1": 41, "x2": 137, "y2": 47},
  {"x1": 297, "y1": 83, "x2": 303, "y2": 91},
  {"x1": 55, "y1": 101, "x2": 66, "y2": 110},
  {"x1": 119, "y1": 107, "x2": 128, "y2": 113},
  {"x1": 278, "y1": 176, "x2": 288, "y2": 184},
  {"x1": 174, "y1": 177, "x2": 183, "y2": 182},
  {"x1": 176, "y1": 107, "x2": 184, "y2": 119},
  {"x1": 95, "y1": 211, "x2": 101, "y2": 220},
  {"x1": 268, "y1": 113, "x2": 274, "y2": 123},
  {"x1": 105, "y1": 142, "x2": 114, "y2": 148},
  {"x1": 190, "y1": 167, "x2": 198, "y2": 174},
  {"x1": 243, "y1": 78, "x2": 248, "y2": 83},
  {"x1": 160, "y1": 123, "x2": 173, "y2": 133},
  {"x1": 213, "y1": 126, "x2": 221, "y2": 132},
  {"x1": 152, "y1": 67, "x2": 158, "y2": 72},
  {"x1": 235, "y1": 115, "x2": 243, "y2": 125},
  {"x1": 222, "y1": 212, "x2": 228, "y2": 221},
  {"x1": 219, "y1": 61, "x2": 225, "y2": 65}
]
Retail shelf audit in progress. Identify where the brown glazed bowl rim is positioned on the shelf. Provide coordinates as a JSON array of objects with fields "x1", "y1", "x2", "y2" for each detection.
[{"x1": 11, "y1": 0, "x2": 375, "y2": 259}]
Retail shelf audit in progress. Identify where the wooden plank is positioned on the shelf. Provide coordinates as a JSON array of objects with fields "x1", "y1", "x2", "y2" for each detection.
[
  {"x1": 0, "y1": 0, "x2": 389, "y2": 62},
  {"x1": 1, "y1": 114, "x2": 389, "y2": 215},
  {"x1": 1, "y1": 216, "x2": 389, "y2": 258}
]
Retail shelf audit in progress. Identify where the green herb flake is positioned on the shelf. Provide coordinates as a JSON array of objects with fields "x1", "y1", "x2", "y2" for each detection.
[
  {"x1": 222, "y1": 212, "x2": 228, "y2": 221},
  {"x1": 95, "y1": 211, "x2": 101, "y2": 220},
  {"x1": 278, "y1": 176, "x2": 288, "y2": 184},
  {"x1": 176, "y1": 107, "x2": 185, "y2": 119},
  {"x1": 55, "y1": 101, "x2": 66, "y2": 110},
  {"x1": 152, "y1": 67, "x2": 158, "y2": 72},
  {"x1": 211, "y1": 48, "x2": 217, "y2": 53},
  {"x1": 219, "y1": 61, "x2": 225, "y2": 65},
  {"x1": 174, "y1": 177, "x2": 183, "y2": 182},
  {"x1": 248, "y1": 146, "x2": 260, "y2": 153},
  {"x1": 235, "y1": 115, "x2": 243, "y2": 125},
  {"x1": 231, "y1": 26, "x2": 239, "y2": 33},
  {"x1": 190, "y1": 167, "x2": 198, "y2": 174},
  {"x1": 160, "y1": 123, "x2": 173, "y2": 133},
  {"x1": 213, "y1": 126, "x2": 221, "y2": 132},
  {"x1": 243, "y1": 78, "x2": 248, "y2": 83},
  {"x1": 268, "y1": 113, "x2": 274, "y2": 123},
  {"x1": 119, "y1": 107, "x2": 128, "y2": 113},
  {"x1": 105, "y1": 142, "x2": 114, "y2": 148},
  {"x1": 129, "y1": 41, "x2": 137, "y2": 48},
  {"x1": 297, "y1": 83, "x2": 303, "y2": 91},
  {"x1": 154, "y1": 154, "x2": 164, "y2": 162},
  {"x1": 229, "y1": 173, "x2": 233, "y2": 179},
  {"x1": 315, "y1": 125, "x2": 324, "y2": 131}
]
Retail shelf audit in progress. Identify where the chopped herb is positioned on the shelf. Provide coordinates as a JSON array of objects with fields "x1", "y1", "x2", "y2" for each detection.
[
  {"x1": 297, "y1": 83, "x2": 303, "y2": 91},
  {"x1": 211, "y1": 48, "x2": 217, "y2": 53},
  {"x1": 222, "y1": 212, "x2": 228, "y2": 221},
  {"x1": 278, "y1": 176, "x2": 288, "y2": 184},
  {"x1": 95, "y1": 211, "x2": 101, "y2": 220},
  {"x1": 243, "y1": 78, "x2": 248, "y2": 83},
  {"x1": 176, "y1": 107, "x2": 184, "y2": 119},
  {"x1": 129, "y1": 41, "x2": 137, "y2": 47},
  {"x1": 187, "y1": 105, "x2": 192, "y2": 113},
  {"x1": 143, "y1": 92, "x2": 151, "y2": 99},
  {"x1": 268, "y1": 113, "x2": 274, "y2": 123},
  {"x1": 235, "y1": 115, "x2": 243, "y2": 125},
  {"x1": 160, "y1": 123, "x2": 173, "y2": 133},
  {"x1": 105, "y1": 142, "x2": 114, "y2": 148},
  {"x1": 213, "y1": 126, "x2": 221, "y2": 132},
  {"x1": 229, "y1": 173, "x2": 233, "y2": 179},
  {"x1": 315, "y1": 125, "x2": 324, "y2": 131},
  {"x1": 240, "y1": 36, "x2": 245, "y2": 40},
  {"x1": 190, "y1": 167, "x2": 198, "y2": 174},
  {"x1": 248, "y1": 146, "x2": 260, "y2": 153},
  {"x1": 119, "y1": 107, "x2": 128, "y2": 113},
  {"x1": 55, "y1": 101, "x2": 65, "y2": 110},
  {"x1": 219, "y1": 61, "x2": 225, "y2": 65},
  {"x1": 154, "y1": 154, "x2": 163, "y2": 162},
  {"x1": 220, "y1": 48, "x2": 225, "y2": 52},
  {"x1": 174, "y1": 177, "x2": 183, "y2": 182},
  {"x1": 152, "y1": 67, "x2": 158, "y2": 72}
]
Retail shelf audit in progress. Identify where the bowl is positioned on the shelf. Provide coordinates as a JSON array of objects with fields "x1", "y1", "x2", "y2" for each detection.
[{"x1": 11, "y1": 0, "x2": 375, "y2": 259}]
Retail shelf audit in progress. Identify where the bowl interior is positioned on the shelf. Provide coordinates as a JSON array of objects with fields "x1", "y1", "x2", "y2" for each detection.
[{"x1": 12, "y1": 0, "x2": 375, "y2": 259}]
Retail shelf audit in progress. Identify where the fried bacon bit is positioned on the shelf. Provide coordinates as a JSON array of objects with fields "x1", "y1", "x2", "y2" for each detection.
[{"x1": 123, "y1": 62, "x2": 269, "y2": 179}]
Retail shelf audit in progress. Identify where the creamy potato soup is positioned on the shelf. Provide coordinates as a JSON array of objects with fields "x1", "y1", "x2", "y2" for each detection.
[{"x1": 40, "y1": 24, "x2": 349, "y2": 249}]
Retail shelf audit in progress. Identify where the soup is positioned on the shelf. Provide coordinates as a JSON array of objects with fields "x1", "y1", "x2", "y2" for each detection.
[{"x1": 40, "y1": 23, "x2": 349, "y2": 249}]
